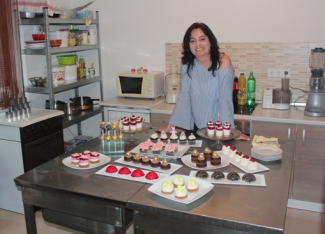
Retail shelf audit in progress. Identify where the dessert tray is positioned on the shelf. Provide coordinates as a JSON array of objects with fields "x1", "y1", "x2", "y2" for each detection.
[
  {"x1": 218, "y1": 152, "x2": 270, "y2": 174},
  {"x1": 148, "y1": 174, "x2": 214, "y2": 204},
  {"x1": 62, "y1": 153, "x2": 111, "y2": 170},
  {"x1": 189, "y1": 171, "x2": 266, "y2": 187},
  {"x1": 197, "y1": 128, "x2": 242, "y2": 141},
  {"x1": 130, "y1": 143, "x2": 190, "y2": 158},
  {"x1": 114, "y1": 157, "x2": 183, "y2": 175},
  {"x1": 96, "y1": 165, "x2": 167, "y2": 184},
  {"x1": 181, "y1": 153, "x2": 230, "y2": 170},
  {"x1": 251, "y1": 146, "x2": 283, "y2": 161}
]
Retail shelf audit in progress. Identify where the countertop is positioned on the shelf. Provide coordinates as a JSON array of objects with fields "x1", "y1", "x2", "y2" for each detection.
[
  {"x1": 99, "y1": 97, "x2": 165, "y2": 110},
  {"x1": 0, "y1": 108, "x2": 64, "y2": 127}
]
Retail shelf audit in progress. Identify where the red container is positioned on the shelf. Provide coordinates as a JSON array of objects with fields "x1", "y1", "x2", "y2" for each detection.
[
  {"x1": 50, "y1": 39, "x2": 62, "y2": 48},
  {"x1": 32, "y1": 34, "x2": 45, "y2": 40}
]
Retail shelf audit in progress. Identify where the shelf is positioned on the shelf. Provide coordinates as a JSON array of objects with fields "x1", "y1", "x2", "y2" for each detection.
[
  {"x1": 25, "y1": 76, "x2": 102, "y2": 94},
  {"x1": 19, "y1": 18, "x2": 99, "y2": 25},
  {"x1": 22, "y1": 44, "x2": 100, "y2": 55},
  {"x1": 62, "y1": 106, "x2": 102, "y2": 128}
]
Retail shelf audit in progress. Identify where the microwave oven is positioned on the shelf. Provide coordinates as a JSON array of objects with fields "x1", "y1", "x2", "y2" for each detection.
[{"x1": 116, "y1": 71, "x2": 165, "y2": 99}]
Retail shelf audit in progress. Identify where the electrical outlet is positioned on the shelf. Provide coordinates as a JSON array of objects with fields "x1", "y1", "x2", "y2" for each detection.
[
  {"x1": 268, "y1": 69, "x2": 291, "y2": 78},
  {"x1": 280, "y1": 69, "x2": 291, "y2": 78},
  {"x1": 268, "y1": 69, "x2": 276, "y2": 77}
]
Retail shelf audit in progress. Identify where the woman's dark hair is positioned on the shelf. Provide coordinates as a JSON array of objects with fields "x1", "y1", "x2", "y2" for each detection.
[{"x1": 181, "y1": 22, "x2": 220, "y2": 77}]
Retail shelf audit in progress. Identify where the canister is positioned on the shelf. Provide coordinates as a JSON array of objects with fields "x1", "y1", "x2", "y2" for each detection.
[
  {"x1": 65, "y1": 65, "x2": 78, "y2": 81},
  {"x1": 52, "y1": 66, "x2": 65, "y2": 82},
  {"x1": 75, "y1": 30, "x2": 88, "y2": 45}
]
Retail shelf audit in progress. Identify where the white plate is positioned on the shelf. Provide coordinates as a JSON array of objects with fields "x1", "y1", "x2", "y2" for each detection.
[
  {"x1": 114, "y1": 157, "x2": 182, "y2": 175},
  {"x1": 219, "y1": 152, "x2": 270, "y2": 174},
  {"x1": 130, "y1": 143, "x2": 190, "y2": 158},
  {"x1": 62, "y1": 153, "x2": 111, "y2": 170},
  {"x1": 189, "y1": 171, "x2": 266, "y2": 187},
  {"x1": 251, "y1": 151, "x2": 282, "y2": 161},
  {"x1": 25, "y1": 45, "x2": 45, "y2": 49},
  {"x1": 251, "y1": 146, "x2": 282, "y2": 156},
  {"x1": 95, "y1": 165, "x2": 167, "y2": 184},
  {"x1": 148, "y1": 174, "x2": 214, "y2": 204},
  {"x1": 181, "y1": 153, "x2": 230, "y2": 170}
]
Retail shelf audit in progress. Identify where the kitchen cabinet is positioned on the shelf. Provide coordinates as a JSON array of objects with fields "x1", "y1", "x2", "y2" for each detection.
[{"x1": 20, "y1": 8, "x2": 103, "y2": 134}]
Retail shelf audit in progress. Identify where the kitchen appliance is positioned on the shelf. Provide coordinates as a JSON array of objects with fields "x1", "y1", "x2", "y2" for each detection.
[
  {"x1": 165, "y1": 64, "x2": 181, "y2": 104},
  {"x1": 262, "y1": 78, "x2": 291, "y2": 110},
  {"x1": 0, "y1": 109, "x2": 64, "y2": 213},
  {"x1": 116, "y1": 71, "x2": 164, "y2": 99},
  {"x1": 305, "y1": 48, "x2": 325, "y2": 117}
]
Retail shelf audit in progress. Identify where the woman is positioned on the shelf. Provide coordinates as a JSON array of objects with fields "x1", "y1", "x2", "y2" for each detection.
[{"x1": 158, "y1": 22, "x2": 250, "y2": 140}]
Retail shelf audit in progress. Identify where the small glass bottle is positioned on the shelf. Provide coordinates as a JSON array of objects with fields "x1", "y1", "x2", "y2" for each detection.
[{"x1": 247, "y1": 72, "x2": 256, "y2": 106}]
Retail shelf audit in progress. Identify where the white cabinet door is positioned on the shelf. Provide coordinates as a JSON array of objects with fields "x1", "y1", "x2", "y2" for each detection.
[{"x1": 0, "y1": 140, "x2": 24, "y2": 214}]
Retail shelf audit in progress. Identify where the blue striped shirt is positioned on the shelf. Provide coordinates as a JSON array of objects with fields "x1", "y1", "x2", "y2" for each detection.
[{"x1": 169, "y1": 59, "x2": 235, "y2": 130}]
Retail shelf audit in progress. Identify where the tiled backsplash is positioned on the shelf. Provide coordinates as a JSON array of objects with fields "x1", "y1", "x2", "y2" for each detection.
[{"x1": 166, "y1": 42, "x2": 325, "y2": 103}]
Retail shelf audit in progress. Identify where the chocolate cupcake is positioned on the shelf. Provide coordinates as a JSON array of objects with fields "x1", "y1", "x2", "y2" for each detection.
[
  {"x1": 150, "y1": 156, "x2": 161, "y2": 168},
  {"x1": 227, "y1": 172, "x2": 240, "y2": 181},
  {"x1": 160, "y1": 131, "x2": 168, "y2": 143},
  {"x1": 203, "y1": 147, "x2": 213, "y2": 161},
  {"x1": 133, "y1": 153, "x2": 142, "y2": 164},
  {"x1": 188, "y1": 133, "x2": 196, "y2": 145},
  {"x1": 160, "y1": 159, "x2": 171, "y2": 170},
  {"x1": 242, "y1": 173, "x2": 256, "y2": 182},
  {"x1": 211, "y1": 171, "x2": 225, "y2": 180},
  {"x1": 179, "y1": 131, "x2": 187, "y2": 144},
  {"x1": 196, "y1": 154, "x2": 207, "y2": 168},
  {"x1": 195, "y1": 170, "x2": 208, "y2": 179},
  {"x1": 141, "y1": 155, "x2": 151, "y2": 166},
  {"x1": 124, "y1": 151, "x2": 133, "y2": 161},
  {"x1": 150, "y1": 131, "x2": 159, "y2": 143},
  {"x1": 191, "y1": 149, "x2": 200, "y2": 163},
  {"x1": 211, "y1": 152, "x2": 221, "y2": 166}
]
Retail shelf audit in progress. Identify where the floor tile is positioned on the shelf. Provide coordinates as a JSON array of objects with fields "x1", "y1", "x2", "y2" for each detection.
[
  {"x1": 0, "y1": 209, "x2": 25, "y2": 224},
  {"x1": 0, "y1": 219, "x2": 23, "y2": 234},
  {"x1": 284, "y1": 208, "x2": 322, "y2": 234}
]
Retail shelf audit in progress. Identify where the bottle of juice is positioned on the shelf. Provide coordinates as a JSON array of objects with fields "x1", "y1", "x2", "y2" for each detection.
[
  {"x1": 237, "y1": 73, "x2": 247, "y2": 105},
  {"x1": 232, "y1": 70, "x2": 238, "y2": 106},
  {"x1": 247, "y1": 72, "x2": 256, "y2": 106},
  {"x1": 79, "y1": 55, "x2": 86, "y2": 80}
]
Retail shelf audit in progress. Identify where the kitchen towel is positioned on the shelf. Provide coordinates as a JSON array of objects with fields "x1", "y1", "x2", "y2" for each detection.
[
  {"x1": 252, "y1": 135, "x2": 280, "y2": 148},
  {"x1": 15, "y1": 0, "x2": 57, "y2": 16}
]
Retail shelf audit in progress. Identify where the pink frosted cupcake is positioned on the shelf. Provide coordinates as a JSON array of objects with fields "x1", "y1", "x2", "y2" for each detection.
[
  {"x1": 79, "y1": 155, "x2": 89, "y2": 168},
  {"x1": 216, "y1": 125, "x2": 223, "y2": 139},
  {"x1": 139, "y1": 143, "x2": 149, "y2": 153},
  {"x1": 71, "y1": 153, "x2": 81, "y2": 164},
  {"x1": 90, "y1": 152, "x2": 100, "y2": 164}
]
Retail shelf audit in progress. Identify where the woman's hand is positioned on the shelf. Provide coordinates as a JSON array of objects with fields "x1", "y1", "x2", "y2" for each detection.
[
  {"x1": 235, "y1": 134, "x2": 251, "y2": 141},
  {"x1": 155, "y1": 123, "x2": 174, "y2": 133}
]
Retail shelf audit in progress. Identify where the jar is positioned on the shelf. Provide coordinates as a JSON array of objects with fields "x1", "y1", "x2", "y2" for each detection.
[
  {"x1": 75, "y1": 30, "x2": 88, "y2": 45},
  {"x1": 52, "y1": 66, "x2": 65, "y2": 82}
]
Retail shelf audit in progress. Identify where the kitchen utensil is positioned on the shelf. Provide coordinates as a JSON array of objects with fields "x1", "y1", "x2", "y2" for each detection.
[
  {"x1": 29, "y1": 77, "x2": 47, "y2": 86},
  {"x1": 165, "y1": 64, "x2": 181, "y2": 104},
  {"x1": 65, "y1": 103, "x2": 79, "y2": 115},
  {"x1": 45, "y1": 100, "x2": 66, "y2": 114},
  {"x1": 32, "y1": 34, "x2": 45, "y2": 40},
  {"x1": 305, "y1": 48, "x2": 325, "y2": 117},
  {"x1": 50, "y1": 39, "x2": 62, "y2": 47},
  {"x1": 50, "y1": 31, "x2": 68, "y2": 47},
  {"x1": 56, "y1": 55, "x2": 77, "y2": 65},
  {"x1": 255, "y1": 139, "x2": 277, "y2": 144},
  {"x1": 69, "y1": 96, "x2": 99, "y2": 105}
]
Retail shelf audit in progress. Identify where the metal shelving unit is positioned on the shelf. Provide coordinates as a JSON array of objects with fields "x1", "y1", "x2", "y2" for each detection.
[{"x1": 21, "y1": 8, "x2": 104, "y2": 134}]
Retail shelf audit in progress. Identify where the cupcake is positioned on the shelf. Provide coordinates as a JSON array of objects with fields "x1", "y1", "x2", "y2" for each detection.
[
  {"x1": 234, "y1": 152, "x2": 243, "y2": 163},
  {"x1": 124, "y1": 151, "x2": 133, "y2": 161},
  {"x1": 136, "y1": 116, "x2": 143, "y2": 130},
  {"x1": 156, "y1": 141, "x2": 166, "y2": 149},
  {"x1": 187, "y1": 180, "x2": 199, "y2": 193},
  {"x1": 160, "y1": 159, "x2": 171, "y2": 170},
  {"x1": 223, "y1": 123, "x2": 231, "y2": 138},
  {"x1": 79, "y1": 155, "x2": 89, "y2": 168},
  {"x1": 151, "y1": 145, "x2": 162, "y2": 154},
  {"x1": 133, "y1": 153, "x2": 142, "y2": 164},
  {"x1": 160, "y1": 131, "x2": 168, "y2": 143},
  {"x1": 179, "y1": 131, "x2": 187, "y2": 144},
  {"x1": 191, "y1": 149, "x2": 200, "y2": 162},
  {"x1": 130, "y1": 120, "x2": 137, "y2": 132},
  {"x1": 211, "y1": 171, "x2": 225, "y2": 180},
  {"x1": 210, "y1": 152, "x2": 221, "y2": 166},
  {"x1": 172, "y1": 175, "x2": 185, "y2": 188},
  {"x1": 248, "y1": 158, "x2": 258, "y2": 170},
  {"x1": 203, "y1": 147, "x2": 213, "y2": 161},
  {"x1": 150, "y1": 156, "x2": 161, "y2": 167},
  {"x1": 175, "y1": 185, "x2": 188, "y2": 199},
  {"x1": 196, "y1": 154, "x2": 207, "y2": 168},
  {"x1": 240, "y1": 155, "x2": 250, "y2": 166},
  {"x1": 123, "y1": 121, "x2": 130, "y2": 132},
  {"x1": 71, "y1": 153, "x2": 81, "y2": 165},
  {"x1": 169, "y1": 143, "x2": 178, "y2": 152},
  {"x1": 164, "y1": 147, "x2": 175, "y2": 156},
  {"x1": 150, "y1": 131, "x2": 159, "y2": 143},
  {"x1": 216, "y1": 125, "x2": 223, "y2": 139},
  {"x1": 207, "y1": 122, "x2": 215, "y2": 137},
  {"x1": 169, "y1": 127, "x2": 178, "y2": 143},
  {"x1": 141, "y1": 154, "x2": 151, "y2": 166},
  {"x1": 139, "y1": 143, "x2": 149, "y2": 153},
  {"x1": 195, "y1": 170, "x2": 208, "y2": 179},
  {"x1": 161, "y1": 181, "x2": 174, "y2": 194},
  {"x1": 222, "y1": 144, "x2": 231, "y2": 155},
  {"x1": 144, "y1": 139, "x2": 154, "y2": 149},
  {"x1": 188, "y1": 133, "x2": 196, "y2": 145}
]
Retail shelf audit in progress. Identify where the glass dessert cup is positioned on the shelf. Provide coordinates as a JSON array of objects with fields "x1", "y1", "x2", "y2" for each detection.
[
  {"x1": 196, "y1": 128, "x2": 242, "y2": 150},
  {"x1": 122, "y1": 122, "x2": 151, "y2": 142}
]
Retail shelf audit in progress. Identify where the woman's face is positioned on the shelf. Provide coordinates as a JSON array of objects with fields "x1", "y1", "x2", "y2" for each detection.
[{"x1": 189, "y1": 28, "x2": 211, "y2": 59}]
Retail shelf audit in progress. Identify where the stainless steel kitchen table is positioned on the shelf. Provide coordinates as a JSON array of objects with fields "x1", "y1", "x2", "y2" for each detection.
[
  {"x1": 14, "y1": 131, "x2": 153, "y2": 234},
  {"x1": 128, "y1": 140, "x2": 295, "y2": 234}
]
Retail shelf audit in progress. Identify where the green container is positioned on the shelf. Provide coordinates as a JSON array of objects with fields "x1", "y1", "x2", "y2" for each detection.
[{"x1": 56, "y1": 55, "x2": 77, "y2": 65}]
